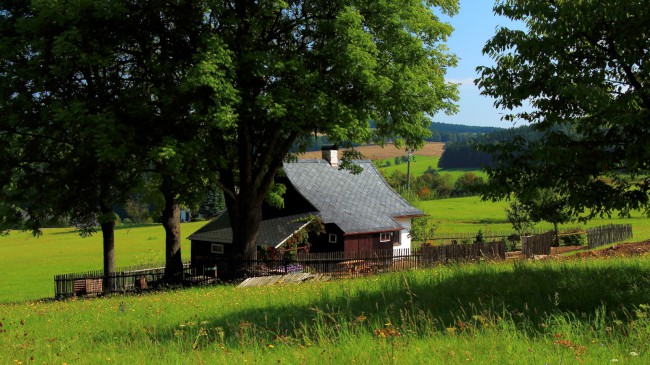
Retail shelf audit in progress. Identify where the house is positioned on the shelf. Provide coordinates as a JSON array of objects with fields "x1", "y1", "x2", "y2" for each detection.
[{"x1": 189, "y1": 146, "x2": 424, "y2": 267}]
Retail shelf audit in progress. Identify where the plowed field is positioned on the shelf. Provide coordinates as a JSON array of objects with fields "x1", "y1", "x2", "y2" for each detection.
[{"x1": 298, "y1": 142, "x2": 445, "y2": 161}]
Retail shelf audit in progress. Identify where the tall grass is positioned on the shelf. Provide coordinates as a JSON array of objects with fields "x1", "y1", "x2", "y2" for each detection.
[{"x1": 2, "y1": 256, "x2": 649, "y2": 364}]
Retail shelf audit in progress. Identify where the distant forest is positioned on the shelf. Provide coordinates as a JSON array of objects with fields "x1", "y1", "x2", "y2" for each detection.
[
  {"x1": 438, "y1": 125, "x2": 541, "y2": 169},
  {"x1": 425, "y1": 122, "x2": 501, "y2": 143}
]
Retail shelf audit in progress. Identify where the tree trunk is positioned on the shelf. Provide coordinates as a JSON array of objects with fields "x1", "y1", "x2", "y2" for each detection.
[
  {"x1": 227, "y1": 193, "x2": 262, "y2": 259},
  {"x1": 553, "y1": 222, "x2": 560, "y2": 247},
  {"x1": 99, "y1": 203, "x2": 116, "y2": 293},
  {"x1": 162, "y1": 186, "x2": 183, "y2": 282}
]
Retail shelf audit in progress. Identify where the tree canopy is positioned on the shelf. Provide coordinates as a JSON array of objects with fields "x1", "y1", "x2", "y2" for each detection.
[
  {"x1": 0, "y1": 0, "x2": 217, "y2": 278},
  {"x1": 0, "y1": 1, "x2": 152, "y2": 277},
  {"x1": 476, "y1": 0, "x2": 650, "y2": 219},
  {"x1": 1, "y1": 0, "x2": 460, "y2": 266}
]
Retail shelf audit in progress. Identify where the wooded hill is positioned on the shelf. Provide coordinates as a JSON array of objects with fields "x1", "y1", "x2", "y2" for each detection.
[
  {"x1": 438, "y1": 125, "x2": 541, "y2": 169},
  {"x1": 294, "y1": 122, "x2": 502, "y2": 152}
]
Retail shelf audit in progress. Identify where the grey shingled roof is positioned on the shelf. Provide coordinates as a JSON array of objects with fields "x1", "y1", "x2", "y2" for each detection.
[
  {"x1": 283, "y1": 159, "x2": 424, "y2": 234},
  {"x1": 187, "y1": 212, "x2": 313, "y2": 247}
]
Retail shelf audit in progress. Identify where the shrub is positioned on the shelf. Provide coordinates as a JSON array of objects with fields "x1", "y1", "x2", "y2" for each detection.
[
  {"x1": 475, "y1": 229, "x2": 485, "y2": 243},
  {"x1": 125, "y1": 199, "x2": 151, "y2": 224},
  {"x1": 416, "y1": 187, "x2": 433, "y2": 200},
  {"x1": 507, "y1": 233, "x2": 520, "y2": 251},
  {"x1": 561, "y1": 233, "x2": 587, "y2": 246},
  {"x1": 452, "y1": 172, "x2": 485, "y2": 197}
]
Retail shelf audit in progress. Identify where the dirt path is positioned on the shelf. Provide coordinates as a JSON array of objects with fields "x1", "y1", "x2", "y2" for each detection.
[
  {"x1": 567, "y1": 241, "x2": 650, "y2": 259},
  {"x1": 507, "y1": 241, "x2": 650, "y2": 260}
]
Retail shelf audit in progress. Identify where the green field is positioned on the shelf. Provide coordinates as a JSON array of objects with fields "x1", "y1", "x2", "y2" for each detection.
[
  {"x1": 377, "y1": 155, "x2": 488, "y2": 181},
  {"x1": 0, "y1": 222, "x2": 206, "y2": 303},
  {"x1": 420, "y1": 196, "x2": 650, "y2": 241}
]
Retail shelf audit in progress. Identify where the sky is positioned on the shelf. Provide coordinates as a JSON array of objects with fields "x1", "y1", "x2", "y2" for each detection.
[{"x1": 433, "y1": 0, "x2": 527, "y2": 128}]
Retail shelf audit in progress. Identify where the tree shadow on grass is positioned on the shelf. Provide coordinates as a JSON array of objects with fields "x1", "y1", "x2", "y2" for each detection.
[{"x1": 98, "y1": 259, "x2": 650, "y2": 347}]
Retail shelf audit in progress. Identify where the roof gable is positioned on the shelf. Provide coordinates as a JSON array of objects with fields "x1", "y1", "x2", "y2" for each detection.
[{"x1": 187, "y1": 212, "x2": 313, "y2": 246}]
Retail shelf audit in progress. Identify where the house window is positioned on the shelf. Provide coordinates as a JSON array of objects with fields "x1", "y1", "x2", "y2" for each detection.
[
  {"x1": 328, "y1": 234, "x2": 337, "y2": 243},
  {"x1": 380, "y1": 232, "x2": 391, "y2": 242},
  {"x1": 211, "y1": 243, "x2": 224, "y2": 254},
  {"x1": 393, "y1": 231, "x2": 402, "y2": 247}
]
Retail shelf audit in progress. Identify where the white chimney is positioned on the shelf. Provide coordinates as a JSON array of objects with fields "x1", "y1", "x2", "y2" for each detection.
[{"x1": 321, "y1": 145, "x2": 338, "y2": 167}]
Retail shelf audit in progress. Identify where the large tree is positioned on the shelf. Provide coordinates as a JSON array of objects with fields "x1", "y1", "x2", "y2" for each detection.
[
  {"x1": 0, "y1": 1, "x2": 147, "y2": 283},
  {"x1": 0, "y1": 1, "x2": 217, "y2": 281},
  {"x1": 125, "y1": 0, "x2": 232, "y2": 280},
  {"x1": 476, "y1": 0, "x2": 650, "y2": 219},
  {"x1": 2, "y1": 0, "x2": 460, "y2": 271},
  {"x1": 196, "y1": 0, "x2": 460, "y2": 256}
]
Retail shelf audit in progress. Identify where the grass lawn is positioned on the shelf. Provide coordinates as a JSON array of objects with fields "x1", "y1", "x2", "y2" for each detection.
[
  {"x1": 0, "y1": 221, "x2": 206, "y2": 303},
  {"x1": 3, "y1": 196, "x2": 650, "y2": 303}
]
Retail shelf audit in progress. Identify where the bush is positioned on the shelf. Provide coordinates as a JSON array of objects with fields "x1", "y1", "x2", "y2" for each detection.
[
  {"x1": 561, "y1": 233, "x2": 587, "y2": 246},
  {"x1": 475, "y1": 229, "x2": 485, "y2": 243},
  {"x1": 507, "y1": 233, "x2": 520, "y2": 251},
  {"x1": 416, "y1": 187, "x2": 433, "y2": 200}
]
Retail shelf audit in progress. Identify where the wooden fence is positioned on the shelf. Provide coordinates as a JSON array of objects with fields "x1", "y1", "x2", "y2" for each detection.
[
  {"x1": 53, "y1": 223, "x2": 635, "y2": 298},
  {"x1": 215, "y1": 241, "x2": 506, "y2": 280},
  {"x1": 431, "y1": 227, "x2": 583, "y2": 244},
  {"x1": 53, "y1": 262, "x2": 211, "y2": 298},
  {"x1": 54, "y1": 241, "x2": 505, "y2": 298},
  {"x1": 520, "y1": 224, "x2": 634, "y2": 256},
  {"x1": 587, "y1": 224, "x2": 633, "y2": 249},
  {"x1": 522, "y1": 231, "x2": 554, "y2": 257}
]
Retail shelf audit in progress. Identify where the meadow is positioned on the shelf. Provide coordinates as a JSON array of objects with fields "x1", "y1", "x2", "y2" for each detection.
[
  {"x1": 2, "y1": 256, "x2": 649, "y2": 364},
  {"x1": 298, "y1": 142, "x2": 445, "y2": 161},
  {"x1": 374, "y1": 152, "x2": 650, "y2": 242},
  {"x1": 2, "y1": 208, "x2": 650, "y2": 364}
]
